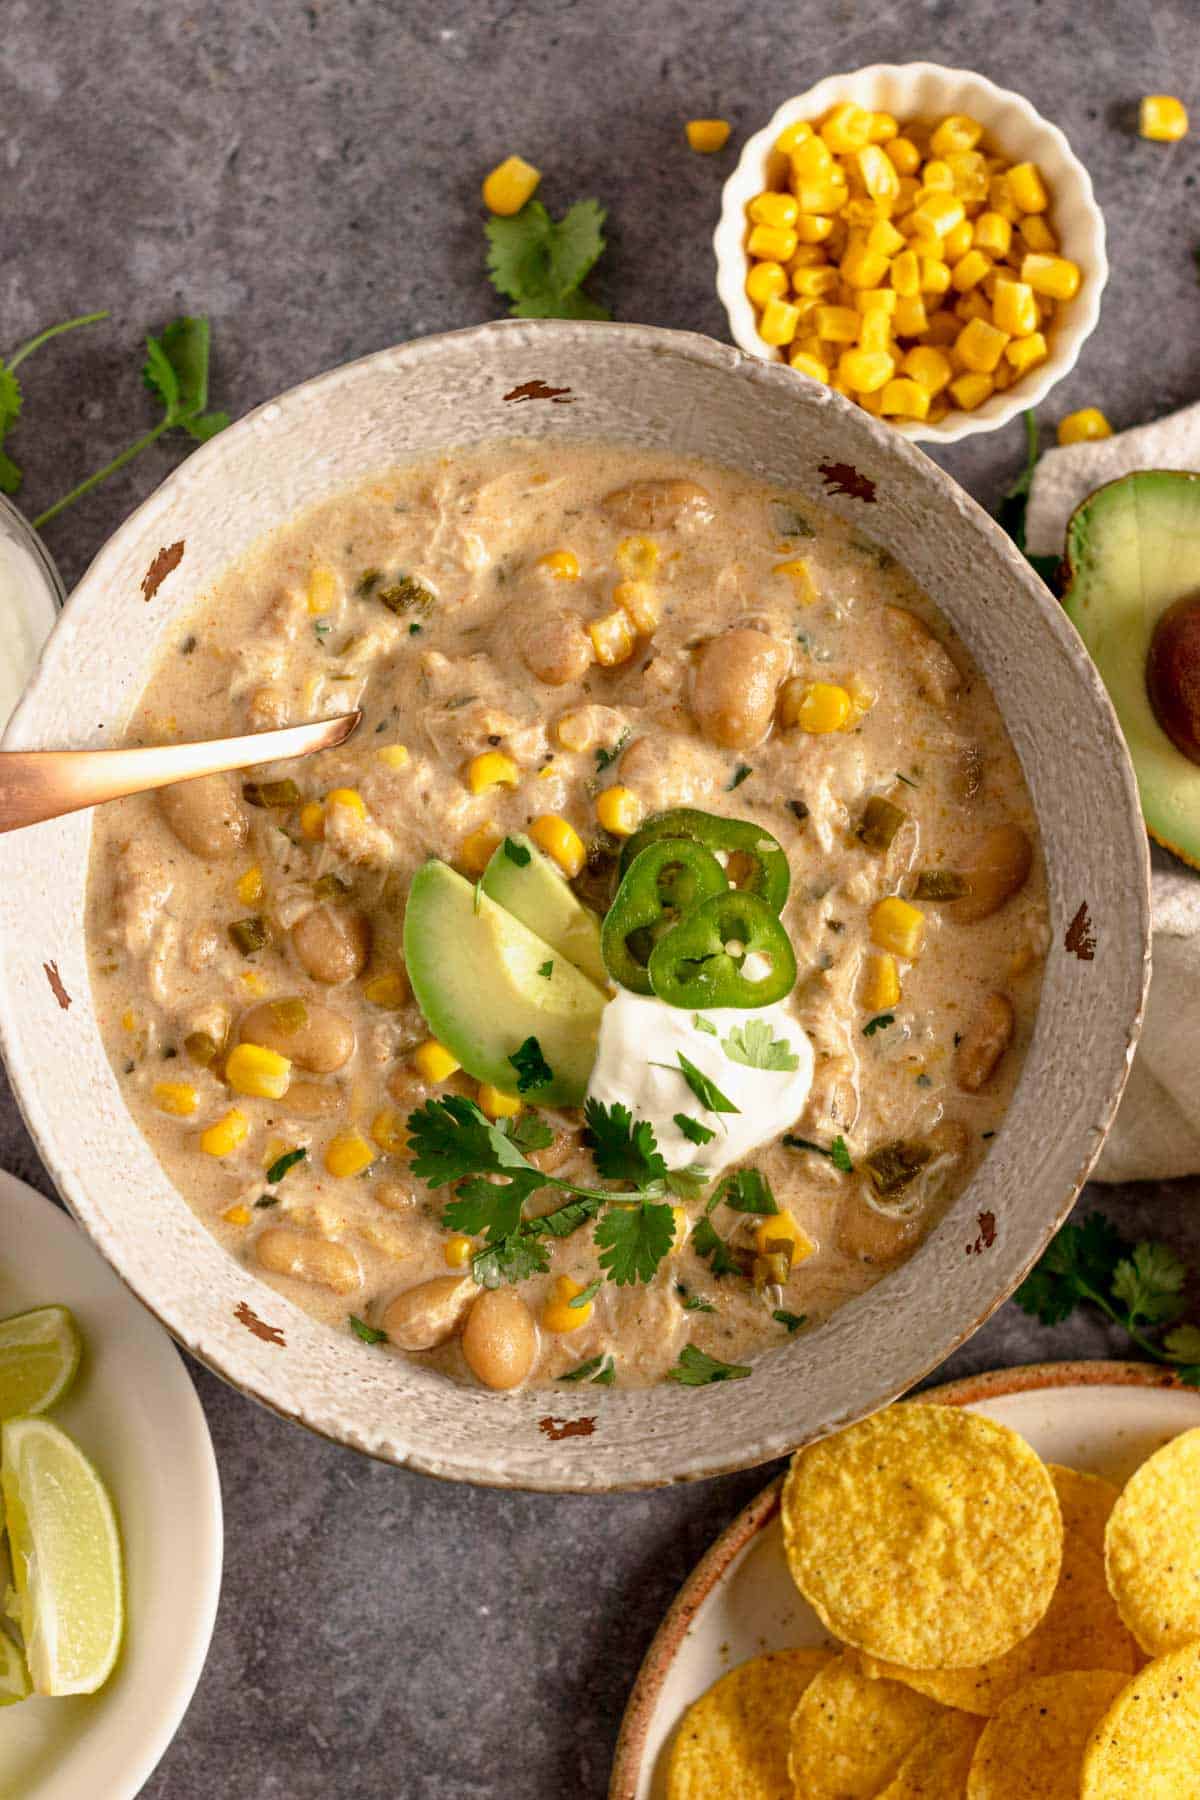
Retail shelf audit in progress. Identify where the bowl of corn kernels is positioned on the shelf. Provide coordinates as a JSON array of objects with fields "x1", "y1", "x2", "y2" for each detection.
[{"x1": 714, "y1": 64, "x2": 1107, "y2": 442}]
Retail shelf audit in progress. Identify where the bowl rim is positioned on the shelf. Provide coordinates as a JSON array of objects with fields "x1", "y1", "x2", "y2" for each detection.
[
  {"x1": 713, "y1": 61, "x2": 1109, "y2": 444},
  {"x1": 0, "y1": 318, "x2": 1150, "y2": 1491}
]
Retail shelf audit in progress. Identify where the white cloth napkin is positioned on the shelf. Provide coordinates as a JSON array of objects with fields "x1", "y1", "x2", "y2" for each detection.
[{"x1": 1027, "y1": 401, "x2": 1200, "y2": 1182}]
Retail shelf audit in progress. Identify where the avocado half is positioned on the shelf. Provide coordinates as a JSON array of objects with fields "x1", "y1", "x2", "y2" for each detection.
[{"x1": 1062, "y1": 469, "x2": 1200, "y2": 869}]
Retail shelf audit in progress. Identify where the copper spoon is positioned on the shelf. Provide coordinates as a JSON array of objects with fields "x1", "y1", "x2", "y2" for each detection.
[{"x1": 0, "y1": 711, "x2": 362, "y2": 834}]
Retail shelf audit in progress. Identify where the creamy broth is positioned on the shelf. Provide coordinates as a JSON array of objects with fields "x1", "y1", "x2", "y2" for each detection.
[{"x1": 85, "y1": 444, "x2": 1046, "y2": 1390}]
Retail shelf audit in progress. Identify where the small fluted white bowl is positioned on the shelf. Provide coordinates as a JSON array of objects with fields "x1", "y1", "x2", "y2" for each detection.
[{"x1": 715, "y1": 64, "x2": 1108, "y2": 443}]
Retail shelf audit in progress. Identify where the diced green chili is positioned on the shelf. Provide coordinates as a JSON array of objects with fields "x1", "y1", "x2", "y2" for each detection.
[
  {"x1": 648, "y1": 889, "x2": 797, "y2": 1010},
  {"x1": 243, "y1": 779, "x2": 301, "y2": 809},
  {"x1": 753, "y1": 1249, "x2": 792, "y2": 1290},
  {"x1": 229, "y1": 917, "x2": 269, "y2": 955},
  {"x1": 859, "y1": 796, "x2": 907, "y2": 852},
  {"x1": 914, "y1": 869, "x2": 968, "y2": 900},
  {"x1": 313, "y1": 872, "x2": 354, "y2": 903},
  {"x1": 864, "y1": 1139, "x2": 932, "y2": 1197},
  {"x1": 269, "y1": 998, "x2": 308, "y2": 1033},
  {"x1": 356, "y1": 569, "x2": 382, "y2": 596},
  {"x1": 619, "y1": 807, "x2": 790, "y2": 913},
  {"x1": 183, "y1": 1030, "x2": 219, "y2": 1066},
  {"x1": 378, "y1": 575, "x2": 435, "y2": 617},
  {"x1": 601, "y1": 839, "x2": 727, "y2": 994}
]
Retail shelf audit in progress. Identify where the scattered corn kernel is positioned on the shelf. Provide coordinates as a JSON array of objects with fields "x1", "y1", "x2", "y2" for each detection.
[
  {"x1": 324, "y1": 1130, "x2": 375, "y2": 1179},
  {"x1": 306, "y1": 566, "x2": 338, "y2": 615},
  {"x1": 459, "y1": 823, "x2": 502, "y2": 876},
  {"x1": 793, "y1": 212, "x2": 835, "y2": 245},
  {"x1": 226, "y1": 1042, "x2": 292, "y2": 1100},
  {"x1": 299, "y1": 800, "x2": 325, "y2": 840},
  {"x1": 890, "y1": 249, "x2": 920, "y2": 298},
  {"x1": 466, "y1": 750, "x2": 519, "y2": 794},
  {"x1": 686, "y1": 118, "x2": 731, "y2": 153},
  {"x1": 477, "y1": 1082, "x2": 523, "y2": 1120},
  {"x1": 596, "y1": 786, "x2": 641, "y2": 837},
  {"x1": 412, "y1": 1039, "x2": 461, "y2": 1084},
  {"x1": 444, "y1": 1234, "x2": 474, "y2": 1268},
  {"x1": 1057, "y1": 407, "x2": 1112, "y2": 446},
  {"x1": 362, "y1": 970, "x2": 408, "y2": 1008},
  {"x1": 856, "y1": 145, "x2": 900, "y2": 202},
  {"x1": 236, "y1": 865, "x2": 264, "y2": 906},
  {"x1": 747, "y1": 223, "x2": 798, "y2": 262},
  {"x1": 542, "y1": 1274, "x2": 594, "y2": 1334},
  {"x1": 840, "y1": 241, "x2": 890, "y2": 289},
  {"x1": 200, "y1": 1108, "x2": 249, "y2": 1158},
  {"x1": 153, "y1": 1080, "x2": 199, "y2": 1117},
  {"x1": 788, "y1": 681, "x2": 853, "y2": 734},
  {"x1": 588, "y1": 608, "x2": 636, "y2": 667},
  {"x1": 1139, "y1": 94, "x2": 1189, "y2": 142},
  {"x1": 223, "y1": 1204, "x2": 252, "y2": 1228},
  {"x1": 529, "y1": 813, "x2": 586, "y2": 877},
  {"x1": 870, "y1": 896, "x2": 926, "y2": 958},
  {"x1": 376, "y1": 743, "x2": 410, "y2": 770},
  {"x1": 482, "y1": 155, "x2": 540, "y2": 215},
  {"x1": 754, "y1": 1210, "x2": 815, "y2": 1268},
  {"x1": 1020, "y1": 252, "x2": 1080, "y2": 300},
  {"x1": 326, "y1": 786, "x2": 366, "y2": 818},
  {"x1": 370, "y1": 1108, "x2": 408, "y2": 1155},
  {"x1": 863, "y1": 952, "x2": 901, "y2": 1011}
]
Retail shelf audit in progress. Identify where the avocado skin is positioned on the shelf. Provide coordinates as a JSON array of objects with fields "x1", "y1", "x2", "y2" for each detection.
[{"x1": 1062, "y1": 469, "x2": 1200, "y2": 871}]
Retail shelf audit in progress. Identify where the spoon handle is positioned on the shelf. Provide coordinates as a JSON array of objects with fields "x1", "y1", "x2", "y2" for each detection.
[{"x1": 0, "y1": 711, "x2": 361, "y2": 833}]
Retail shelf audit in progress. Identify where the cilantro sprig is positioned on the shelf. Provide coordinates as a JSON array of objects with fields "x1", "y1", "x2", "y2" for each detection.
[
  {"x1": 0, "y1": 310, "x2": 110, "y2": 497},
  {"x1": 1015, "y1": 1211, "x2": 1200, "y2": 1384},
  {"x1": 486, "y1": 199, "x2": 610, "y2": 320},
  {"x1": 995, "y1": 411, "x2": 1061, "y2": 589}
]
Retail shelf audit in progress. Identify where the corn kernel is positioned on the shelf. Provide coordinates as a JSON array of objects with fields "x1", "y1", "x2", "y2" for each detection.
[
  {"x1": 376, "y1": 743, "x2": 410, "y2": 770},
  {"x1": 864, "y1": 218, "x2": 904, "y2": 260},
  {"x1": 856, "y1": 144, "x2": 900, "y2": 203},
  {"x1": 482, "y1": 154, "x2": 541, "y2": 215},
  {"x1": 870, "y1": 896, "x2": 925, "y2": 958},
  {"x1": 363, "y1": 970, "x2": 408, "y2": 1008},
  {"x1": 942, "y1": 219, "x2": 974, "y2": 263},
  {"x1": 840, "y1": 241, "x2": 890, "y2": 289},
  {"x1": 306, "y1": 566, "x2": 338, "y2": 615},
  {"x1": 930, "y1": 113, "x2": 984, "y2": 156},
  {"x1": 948, "y1": 370, "x2": 995, "y2": 411},
  {"x1": 863, "y1": 951, "x2": 901, "y2": 1011},
  {"x1": 324, "y1": 1130, "x2": 376, "y2": 1178},
  {"x1": 200, "y1": 1107, "x2": 249, "y2": 1157},
  {"x1": 891, "y1": 249, "x2": 920, "y2": 297},
  {"x1": 902, "y1": 345, "x2": 953, "y2": 394},
  {"x1": 911, "y1": 191, "x2": 965, "y2": 239},
  {"x1": 326, "y1": 786, "x2": 366, "y2": 818},
  {"x1": 477, "y1": 1082, "x2": 522, "y2": 1120},
  {"x1": 153, "y1": 1080, "x2": 199, "y2": 1117},
  {"x1": 588, "y1": 607, "x2": 637, "y2": 667},
  {"x1": 596, "y1": 785, "x2": 642, "y2": 837},
  {"x1": 955, "y1": 289, "x2": 992, "y2": 324},
  {"x1": 885, "y1": 137, "x2": 921, "y2": 177},
  {"x1": 774, "y1": 118, "x2": 814, "y2": 155},
  {"x1": 974, "y1": 211, "x2": 1013, "y2": 258},
  {"x1": 1007, "y1": 161, "x2": 1049, "y2": 214},
  {"x1": 686, "y1": 118, "x2": 732, "y2": 153},
  {"x1": 1005, "y1": 331, "x2": 1048, "y2": 376},
  {"x1": 788, "y1": 349, "x2": 829, "y2": 383},
  {"x1": 670, "y1": 1205, "x2": 690, "y2": 1249},
  {"x1": 444, "y1": 1233, "x2": 474, "y2": 1268},
  {"x1": 749, "y1": 190, "x2": 799, "y2": 229},
  {"x1": 794, "y1": 183, "x2": 848, "y2": 218},
  {"x1": 879, "y1": 377, "x2": 931, "y2": 420},
  {"x1": 466, "y1": 750, "x2": 519, "y2": 794},
  {"x1": 774, "y1": 558, "x2": 819, "y2": 604},
  {"x1": 747, "y1": 223, "x2": 798, "y2": 262},
  {"x1": 815, "y1": 303, "x2": 859, "y2": 343},
  {"x1": 1057, "y1": 407, "x2": 1112, "y2": 446},
  {"x1": 788, "y1": 680, "x2": 853, "y2": 733},
  {"x1": 459, "y1": 823, "x2": 502, "y2": 876},
  {"x1": 236, "y1": 864, "x2": 264, "y2": 906},
  {"x1": 226, "y1": 1042, "x2": 292, "y2": 1100},
  {"x1": 919, "y1": 256, "x2": 952, "y2": 296},
  {"x1": 1018, "y1": 213, "x2": 1057, "y2": 253},
  {"x1": 856, "y1": 287, "x2": 897, "y2": 314},
  {"x1": 754, "y1": 1210, "x2": 815, "y2": 1268},
  {"x1": 992, "y1": 278, "x2": 1038, "y2": 337},
  {"x1": 412, "y1": 1039, "x2": 461, "y2": 1083},
  {"x1": 1139, "y1": 94, "x2": 1189, "y2": 141},
  {"x1": 893, "y1": 296, "x2": 929, "y2": 337},
  {"x1": 858, "y1": 310, "x2": 893, "y2": 355},
  {"x1": 838, "y1": 348, "x2": 895, "y2": 393},
  {"x1": 793, "y1": 213, "x2": 835, "y2": 244},
  {"x1": 223, "y1": 1204, "x2": 252, "y2": 1228},
  {"x1": 955, "y1": 316, "x2": 1010, "y2": 373},
  {"x1": 537, "y1": 549, "x2": 580, "y2": 580},
  {"x1": 239, "y1": 970, "x2": 268, "y2": 997},
  {"x1": 951, "y1": 248, "x2": 991, "y2": 293},
  {"x1": 1021, "y1": 253, "x2": 1080, "y2": 301},
  {"x1": 790, "y1": 135, "x2": 835, "y2": 181},
  {"x1": 529, "y1": 813, "x2": 586, "y2": 877},
  {"x1": 868, "y1": 111, "x2": 899, "y2": 144},
  {"x1": 299, "y1": 800, "x2": 325, "y2": 841},
  {"x1": 606, "y1": 580, "x2": 657, "y2": 638},
  {"x1": 758, "y1": 296, "x2": 802, "y2": 346},
  {"x1": 542, "y1": 1273, "x2": 594, "y2": 1334},
  {"x1": 371, "y1": 1108, "x2": 409, "y2": 1155},
  {"x1": 821, "y1": 102, "x2": 874, "y2": 154},
  {"x1": 792, "y1": 264, "x2": 841, "y2": 299},
  {"x1": 746, "y1": 260, "x2": 789, "y2": 306}
]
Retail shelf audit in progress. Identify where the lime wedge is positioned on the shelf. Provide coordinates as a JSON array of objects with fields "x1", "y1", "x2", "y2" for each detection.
[
  {"x1": 0, "y1": 1630, "x2": 30, "y2": 1705},
  {"x1": 1, "y1": 1417, "x2": 123, "y2": 1695},
  {"x1": 0, "y1": 1307, "x2": 82, "y2": 1420}
]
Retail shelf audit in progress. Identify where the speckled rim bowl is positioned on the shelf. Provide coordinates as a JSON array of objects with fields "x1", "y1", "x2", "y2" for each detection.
[
  {"x1": 0, "y1": 320, "x2": 1148, "y2": 1492},
  {"x1": 715, "y1": 64, "x2": 1108, "y2": 444}
]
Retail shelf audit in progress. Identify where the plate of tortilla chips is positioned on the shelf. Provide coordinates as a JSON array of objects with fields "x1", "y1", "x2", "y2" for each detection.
[{"x1": 611, "y1": 1361, "x2": 1200, "y2": 1800}]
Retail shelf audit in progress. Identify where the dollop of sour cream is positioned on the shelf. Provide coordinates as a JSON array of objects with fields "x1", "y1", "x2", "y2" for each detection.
[{"x1": 585, "y1": 990, "x2": 814, "y2": 1177}]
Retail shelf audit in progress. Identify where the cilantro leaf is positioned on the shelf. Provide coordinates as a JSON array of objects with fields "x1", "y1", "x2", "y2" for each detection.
[
  {"x1": 506, "y1": 1111, "x2": 555, "y2": 1153},
  {"x1": 472, "y1": 1233, "x2": 551, "y2": 1288},
  {"x1": 693, "y1": 1015, "x2": 718, "y2": 1037},
  {"x1": 508, "y1": 1035, "x2": 554, "y2": 1093},
  {"x1": 667, "y1": 1345, "x2": 752, "y2": 1386},
  {"x1": 784, "y1": 1133, "x2": 854, "y2": 1173},
  {"x1": 1014, "y1": 1212, "x2": 1125, "y2": 1326},
  {"x1": 773, "y1": 1309, "x2": 807, "y2": 1333},
  {"x1": 503, "y1": 836, "x2": 531, "y2": 867},
  {"x1": 265, "y1": 1147, "x2": 307, "y2": 1186},
  {"x1": 567, "y1": 1277, "x2": 602, "y2": 1310},
  {"x1": 406, "y1": 1094, "x2": 535, "y2": 1185},
  {"x1": 1164, "y1": 1324, "x2": 1200, "y2": 1364},
  {"x1": 682, "y1": 1294, "x2": 717, "y2": 1314},
  {"x1": 664, "y1": 1165, "x2": 710, "y2": 1201},
  {"x1": 716, "y1": 1169, "x2": 778, "y2": 1215},
  {"x1": 1112, "y1": 1241, "x2": 1189, "y2": 1328},
  {"x1": 690, "y1": 1216, "x2": 744, "y2": 1278},
  {"x1": 674, "y1": 1112, "x2": 716, "y2": 1146},
  {"x1": 558, "y1": 1353, "x2": 614, "y2": 1383},
  {"x1": 349, "y1": 1314, "x2": 388, "y2": 1345},
  {"x1": 595, "y1": 1200, "x2": 676, "y2": 1285},
  {"x1": 443, "y1": 1171, "x2": 544, "y2": 1242},
  {"x1": 596, "y1": 727, "x2": 632, "y2": 772},
  {"x1": 862, "y1": 1013, "x2": 895, "y2": 1037},
  {"x1": 523, "y1": 1193, "x2": 604, "y2": 1239},
  {"x1": 485, "y1": 200, "x2": 610, "y2": 321},
  {"x1": 721, "y1": 1020, "x2": 800, "y2": 1072},
  {"x1": 537, "y1": 960, "x2": 554, "y2": 979},
  {"x1": 584, "y1": 1098, "x2": 667, "y2": 1190},
  {"x1": 727, "y1": 764, "x2": 752, "y2": 791},
  {"x1": 656, "y1": 1053, "x2": 740, "y2": 1115}
]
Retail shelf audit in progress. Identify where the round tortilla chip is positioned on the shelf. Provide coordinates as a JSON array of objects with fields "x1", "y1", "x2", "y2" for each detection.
[
  {"x1": 858, "y1": 1533, "x2": 1137, "y2": 1715},
  {"x1": 878, "y1": 1711, "x2": 985, "y2": 1798},
  {"x1": 782, "y1": 1405, "x2": 1063, "y2": 1669},
  {"x1": 1104, "y1": 1426, "x2": 1200, "y2": 1656},
  {"x1": 665, "y1": 1648, "x2": 830, "y2": 1799},
  {"x1": 1047, "y1": 1465, "x2": 1120, "y2": 1560},
  {"x1": 1081, "y1": 1642, "x2": 1200, "y2": 1797},
  {"x1": 965, "y1": 1670, "x2": 1130, "y2": 1799},
  {"x1": 787, "y1": 1653, "x2": 945, "y2": 1800}
]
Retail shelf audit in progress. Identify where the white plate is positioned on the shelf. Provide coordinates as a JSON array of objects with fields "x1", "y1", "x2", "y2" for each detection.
[
  {"x1": 611, "y1": 1362, "x2": 1200, "y2": 1800},
  {"x1": 0, "y1": 1170, "x2": 222, "y2": 1799}
]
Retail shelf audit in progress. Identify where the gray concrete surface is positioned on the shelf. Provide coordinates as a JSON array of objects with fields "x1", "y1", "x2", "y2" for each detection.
[{"x1": 3, "y1": 1, "x2": 1200, "y2": 1793}]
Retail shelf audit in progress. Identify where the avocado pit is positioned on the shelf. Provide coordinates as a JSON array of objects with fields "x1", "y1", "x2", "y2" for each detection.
[{"x1": 1146, "y1": 592, "x2": 1200, "y2": 765}]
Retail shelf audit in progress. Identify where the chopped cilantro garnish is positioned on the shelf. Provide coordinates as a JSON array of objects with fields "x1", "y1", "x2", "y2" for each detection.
[
  {"x1": 674, "y1": 1112, "x2": 716, "y2": 1146},
  {"x1": 783, "y1": 1133, "x2": 853, "y2": 1173},
  {"x1": 265, "y1": 1146, "x2": 307, "y2": 1186},
  {"x1": 863, "y1": 1013, "x2": 895, "y2": 1037},
  {"x1": 508, "y1": 1035, "x2": 554, "y2": 1093},
  {"x1": 668, "y1": 1344, "x2": 751, "y2": 1386},
  {"x1": 567, "y1": 1277, "x2": 602, "y2": 1310},
  {"x1": 595, "y1": 1200, "x2": 677, "y2": 1286},
  {"x1": 559, "y1": 1353, "x2": 615, "y2": 1384},
  {"x1": 595, "y1": 726, "x2": 632, "y2": 772},
  {"x1": 722, "y1": 1019, "x2": 800, "y2": 1071},
  {"x1": 773, "y1": 1309, "x2": 807, "y2": 1333},
  {"x1": 654, "y1": 1053, "x2": 740, "y2": 1116},
  {"x1": 715, "y1": 1168, "x2": 778, "y2": 1215},
  {"x1": 503, "y1": 836, "x2": 531, "y2": 867},
  {"x1": 727, "y1": 764, "x2": 752, "y2": 791},
  {"x1": 485, "y1": 199, "x2": 610, "y2": 320},
  {"x1": 537, "y1": 959, "x2": 554, "y2": 979},
  {"x1": 693, "y1": 1014, "x2": 718, "y2": 1036},
  {"x1": 349, "y1": 1314, "x2": 388, "y2": 1345}
]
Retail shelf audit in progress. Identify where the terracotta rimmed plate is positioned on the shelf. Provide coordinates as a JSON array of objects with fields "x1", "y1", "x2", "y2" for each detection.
[
  {"x1": 609, "y1": 1360, "x2": 1200, "y2": 1800},
  {"x1": 0, "y1": 1171, "x2": 222, "y2": 1800}
]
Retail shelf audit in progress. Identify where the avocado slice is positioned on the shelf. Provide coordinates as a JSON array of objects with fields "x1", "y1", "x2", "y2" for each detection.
[
  {"x1": 403, "y1": 860, "x2": 607, "y2": 1105},
  {"x1": 480, "y1": 833, "x2": 607, "y2": 987},
  {"x1": 1063, "y1": 469, "x2": 1200, "y2": 869}
]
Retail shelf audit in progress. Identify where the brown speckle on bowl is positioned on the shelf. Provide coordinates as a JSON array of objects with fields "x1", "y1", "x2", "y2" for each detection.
[
  {"x1": 817, "y1": 462, "x2": 875, "y2": 503},
  {"x1": 234, "y1": 1300, "x2": 286, "y2": 1347},
  {"x1": 141, "y1": 540, "x2": 185, "y2": 601},
  {"x1": 502, "y1": 379, "x2": 574, "y2": 405},
  {"x1": 42, "y1": 960, "x2": 71, "y2": 1010},
  {"x1": 1066, "y1": 901, "x2": 1097, "y2": 961},
  {"x1": 538, "y1": 1414, "x2": 596, "y2": 1440},
  {"x1": 966, "y1": 1210, "x2": 998, "y2": 1256}
]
